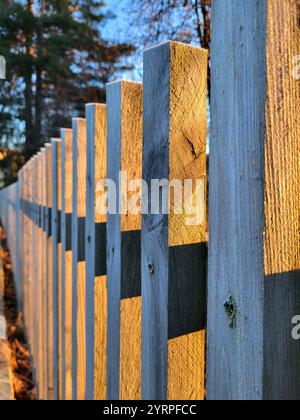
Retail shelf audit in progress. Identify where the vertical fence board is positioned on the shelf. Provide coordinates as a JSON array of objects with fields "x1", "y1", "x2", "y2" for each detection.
[
  {"x1": 119, "y1": 82, "x2": 143, "y2": 401},
  {"x1": 85, "y1": 103, "x2": 107, "y2": 401},
  {"x1": 45, "y1": 144, "x2": 53, "y2": 400},
  {"x1": 40, "y1": 148, "x2": 47, "y2": 400},
  {"x1": 106, "y1": 81, "x2": 143, "y2": 400},
  {"x1": 72, "y1": 118, "x2": 87, "y2": 400},
  {"x1": 207, "y1": 0, "x2": 300, "y2": 401},
  {"x1": 57, "y1": 139, "x2": 63, "y2": 400},
  {"x1": 36, "y1": 153, "x2": 43, "y2": 398},
  {"x1": 263, "y1": 0, "x2": 300, "y2": 399},
  {"x1": 33, "y1": 157, "x2": 39, "y2": 389},
  {"x1": 51, "y1": 139, "x2": 62, "y2": 400},
  {"x1": 29, "y1": 160, "x2": 35, "y2": 365},
  {"x1": 142, "y1": 41, "x2": 208, "y2": 400},
  {"x1": 60, "y1": 128, "x2": 73, "y2": 400},
  {"x1": 106, "y1": 83, "x2": 122, "y2": 401}
]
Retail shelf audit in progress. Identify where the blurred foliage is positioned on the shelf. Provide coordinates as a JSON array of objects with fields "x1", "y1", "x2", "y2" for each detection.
[
  {"x1": 0, "y1": 0, "x2": 135, "y2": 168},
  {"x1": 130, "y1": 0, "x2": 211, "y2": 89}
]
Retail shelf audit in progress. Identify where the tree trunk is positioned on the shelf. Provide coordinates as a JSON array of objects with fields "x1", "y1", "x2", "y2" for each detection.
[
  {"x1": 24, "y1": 73, "x2": 34, "y2": 155},
  {"x1": 24, "y1": 0, "x2": 35, "y2": 155}
]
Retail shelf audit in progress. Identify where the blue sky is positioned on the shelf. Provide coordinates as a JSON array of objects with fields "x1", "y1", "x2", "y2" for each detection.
[{"x1": 102, "y1": 0, "x2": 143, "y2": 81}]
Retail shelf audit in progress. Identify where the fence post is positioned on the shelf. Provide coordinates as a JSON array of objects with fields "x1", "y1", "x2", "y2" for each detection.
[
  {"x1": 142, "y1": 41, "x2": 208, "y2": 400},
  {"x1": 45, "y1": 143, "x2": 53, "y2": 400},
  {"x1": 15, "y1": 173, "x2": 21, "y2": 310},
  {"x1": 60, "y1": 128, "x2": 73, "y2": 400},
  {"x1": 207, "y1": 0, "x2": 300, "y2": 400},
  {"x1": 40, "y1": 148, "x2": 47, "y2": 400},
  {"x1": 57, "y1": 140, "x2": 63, "y2": 401},
  {"x1": 22, "y1": 164, "x2": 28, "y2": 338},
  {"x1": 106, "y1": 81, "x2": 143, "y2": 400},
  {"x1": 51, "y1": 138, "x2": 62, "y2": 400},
  {"x1": 29, "y1": 159, "x2": 35, "y2": 365},
  {"x1": 35, "y1": 153, "x2": 42, "y2": 398},
  {"x1": 85, "y1": 104, "x2": 107, "y2": 400},
  {"x1": 72, "y1": 118, "x2": 87, "y2": 400},
  {"x1": 18, "y1": 168, "x2": 24, "y2": 313}
]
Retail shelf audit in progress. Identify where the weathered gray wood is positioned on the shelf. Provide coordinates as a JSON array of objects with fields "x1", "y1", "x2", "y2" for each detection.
[
  {"x1": 85, "y1": 105, "x2": 96, "y2": 401},
  {"x1": 106, "y1": 81, "x2": 143, "y2": 400},
  {"x1": 106, "y1": 82, "x2": 122, "y2": 400},
  {"x1": 85, "y1": 104, "x2": 108, "y2": 400},
  {"x1": 142, "y1": 41, "x2": 208, "y2": 400},
  {"x1": 207, "y1": 0, "x2": 300, "y2": 400}
]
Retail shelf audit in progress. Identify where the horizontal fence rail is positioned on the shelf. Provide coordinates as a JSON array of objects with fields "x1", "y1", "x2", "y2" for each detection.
[{"x1": 0, "y1": 2, "x2": 299, "y2": 400}]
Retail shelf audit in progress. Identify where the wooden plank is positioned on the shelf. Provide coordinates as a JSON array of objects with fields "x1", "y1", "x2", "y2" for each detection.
[
  {"x1": 15, "y1": 174, "x2": 21, "y2": 311},
  {"x1": 60, "y1": 128, "x2": 73, "y2": 400},
  {"x1": 85, "y1": 104, "x2": 107, "y2": 400},
  {"x1": 40, "y1": 148, "x2": 47, "y2": 400},
  {"x1": 207, "y1": 0, "x2": 300, "y2": 400},
  {"x1": 29, "y1": 159, "x2": 35, "y2": 361},
  {"x1": 51, "y1": 138, "x2": 62, "y2": 400},
  {"x1": 142, "y1": 41, "x2": 208, "y2": 400},
  {"x1": 56, "y1": 140, "x2": 63, "y2": 401},
  {"x1": 106, "y1": 81, "x2": 143, "y2": 400},
  {"x1": 32, "y1": 156, "x2": 38, "y2": 389},
  {"x1": 263, "y1": 0, "x2": 300, "y2": 399},
  {"x1": 72, "y1": 118, "x2": 87, "y2": 400},
  {"x1": 0, "y1": 247, "x2": 14, "y2": 400},
  {"x1": 36, "y1": 153, "x2": 43, "y2": 399},
  {"x1": 45, "y1": 143, "x2": 53, "y2": 400},
  {"x1": 18, "y1": 169, "x2": 23, "y2": 313},
  {"x1": 265, "y1": 0, "x2": 300, "y2": 276},
  {"x1": 26, "y1": 161, "x2": 32, "y2": 348}
]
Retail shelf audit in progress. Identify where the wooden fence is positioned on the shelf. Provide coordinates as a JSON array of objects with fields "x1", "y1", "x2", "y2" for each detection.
[{"x1": 0, "y1": 0, "x2": 299, "y2": 401}]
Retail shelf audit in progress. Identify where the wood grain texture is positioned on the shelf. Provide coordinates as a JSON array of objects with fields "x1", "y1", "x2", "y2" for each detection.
[
  {"x1": 94, "y1": 275, "x2": 107, "y2": 400},
  {"x1": 168, "y1": 331, "x2": 205, "y2": 400},
  {"x1": 36, "y1": 153, "x2": 43, "y2": 399},
  {"x1": 57, "y1": 141, "x2": 63, "y2": 400},
  {"x1": 265, "y1": 0, "x2": 300, "y2": 275},
  {"x1": 207, "y1": 0, "x2": 300, "y2": 400},
  {"x1": 28, "y1": 160, "x2": 34, "y2": 358},
  {"x1": 72, "y1": 118, "x2": 87, "y2": 400},
  {"x1": 142, "y1": 41, "x2": 207, "y2": 400},
  {"x1": 40, "y1": 148, "x2": 47, "y2": 400},
  {"x1": 120, "y1": 297, "x2": 142, "y2": 400},
  {"x1": 169, "y1": 42, "x2": 207, "y2": 247},
  {"x1": 85, "y1": 104, "x2": 107, "y2": 400},
  {"x1": 45, "y1": 143, "x2": 53, "y2": 400},
  {"x1": 51, "y1": 139, "x2": 62, "y2": 400},
  {"x1": 106, "y1": 81, "x2": 143, "y2": 400},
  {"x1": 60, "y1": 128, "x2": 73, "y2": 400},
  {"x1": 32, "y1": 157, "x2": 39, "y2": 389},
  {"x1": 120, "y1": 82, "x2": 142, "y2": 401},
  {"x1": 30, "y1": 159, "x2": 36, "y2": 379},
  {"x1": 263, "y1": 0, "x2": 300, "y2": 400},
  {"x1": 77, "y1": 260, "x2": 86, "y2": 400}
]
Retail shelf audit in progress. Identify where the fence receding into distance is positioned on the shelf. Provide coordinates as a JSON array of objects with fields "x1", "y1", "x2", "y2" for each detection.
[{"x1": 0, "y1": 0, "x2": 299, "y2": 400}]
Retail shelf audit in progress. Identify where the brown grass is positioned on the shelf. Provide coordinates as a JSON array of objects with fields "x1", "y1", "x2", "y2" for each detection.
[{"x1": 0, "y1": 227, "x2": 36, "y2": 400}]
